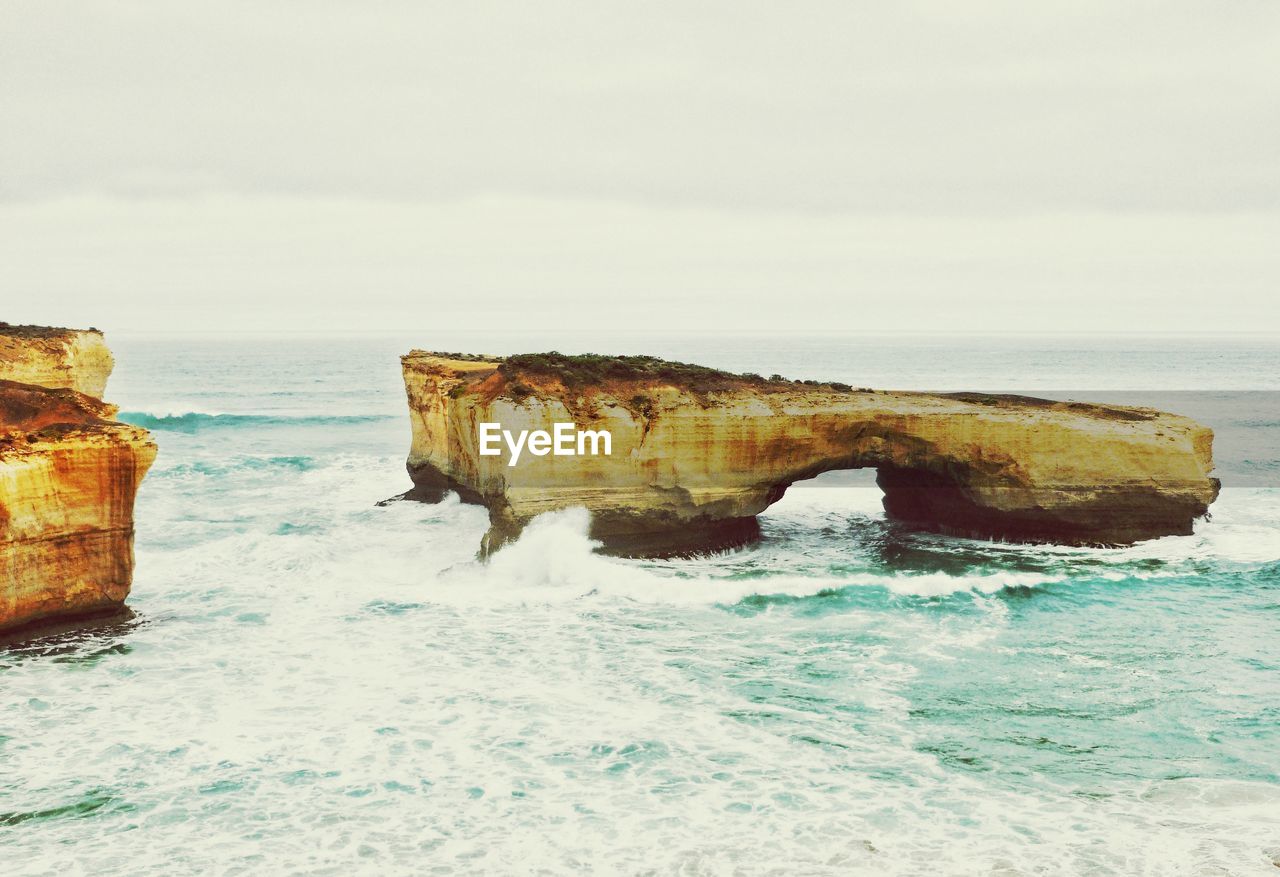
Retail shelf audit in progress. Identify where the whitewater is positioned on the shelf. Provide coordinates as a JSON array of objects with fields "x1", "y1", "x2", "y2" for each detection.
[{"x1": 2, "y1": 333, "x2": 1278, "y2": 875}]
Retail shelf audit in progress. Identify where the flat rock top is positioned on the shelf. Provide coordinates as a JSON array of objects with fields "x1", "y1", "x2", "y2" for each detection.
[
  {"x1": 403, "y1": 351, "x2": 1174, "y2": 427},
  {"x1": 0, "y1": 322, "x2": 101, "y2": 341}
]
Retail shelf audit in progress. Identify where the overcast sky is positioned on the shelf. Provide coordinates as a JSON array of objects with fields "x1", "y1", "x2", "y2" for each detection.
[{"x1": 2, "y1": 1, "x2": 1277, "y2": 333}]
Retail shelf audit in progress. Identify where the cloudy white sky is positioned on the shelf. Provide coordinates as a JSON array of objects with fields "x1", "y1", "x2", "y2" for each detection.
[{"x1": 2, "y1": 1, "x2": 1277, "y2": 333}]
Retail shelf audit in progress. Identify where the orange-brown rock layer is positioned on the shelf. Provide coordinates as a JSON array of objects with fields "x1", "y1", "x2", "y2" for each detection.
[
  {"x1": 401, "y1": 352, "x2": 1220, "y2": 555},
  {"x1": 1, "y1": 336, "x2": 155, "y2": 631}
]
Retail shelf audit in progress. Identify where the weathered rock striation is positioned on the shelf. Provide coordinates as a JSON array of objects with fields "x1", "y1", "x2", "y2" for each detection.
[
  {"x1": 1, "y1": 325, "x2": 155, "y2": 632},
  {"x1": 401, "y1": 351, "x2": 1219, "y2": 556},
  {"x1": 0, "y1": 322, "x2": 115, "y2": 398}
]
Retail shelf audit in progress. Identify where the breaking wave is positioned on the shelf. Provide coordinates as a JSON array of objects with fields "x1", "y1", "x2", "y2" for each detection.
[{"x1": 426, "y1": 499, "x2": 1277, "y2": 608}]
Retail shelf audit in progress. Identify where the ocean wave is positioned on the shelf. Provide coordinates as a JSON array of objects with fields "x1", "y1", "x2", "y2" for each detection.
[
  {"x1": 118, "y1": 411, "x2": 397, "y2": 432},
  {"x1": 157, "y1": 455, "x2": 320, "y2": 478},
  {"x1": 427, "y1": 507, "x2": 1183, "y2": 608}
]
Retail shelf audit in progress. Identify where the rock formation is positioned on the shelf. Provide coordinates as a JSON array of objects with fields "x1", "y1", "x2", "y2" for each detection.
[
  {"x1": 1, "y1": 325, "x2": 155, "y2": 632},
  {"x1": 0, "y1": 322, "x2": 115, "y2": 398},
  {"x1": 401, "y1": 351, "x2": 1219, "y2": 555}
]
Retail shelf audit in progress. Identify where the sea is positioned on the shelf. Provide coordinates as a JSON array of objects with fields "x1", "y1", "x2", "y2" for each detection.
[{"x1": 2, "y1": 333, "x2": 1278, "y2": 876}]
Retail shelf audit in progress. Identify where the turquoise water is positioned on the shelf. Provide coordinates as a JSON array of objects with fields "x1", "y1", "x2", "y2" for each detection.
[{"x1": 2, "y1": 334, "x2": 1279, "y2": 875}]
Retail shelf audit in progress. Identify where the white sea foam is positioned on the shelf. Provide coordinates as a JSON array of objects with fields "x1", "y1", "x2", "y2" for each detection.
[{"x1": 404, "y1": 503, "x2": 1200, "y2": 610}]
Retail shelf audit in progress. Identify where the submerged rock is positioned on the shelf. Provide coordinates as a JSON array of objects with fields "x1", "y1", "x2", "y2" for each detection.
[
  {"x1": 400, "y1": 351, "x2": 1220, "y2": 556},
  {"x1": 1, "y1": 326, "x2": 155, "y2": 632}
]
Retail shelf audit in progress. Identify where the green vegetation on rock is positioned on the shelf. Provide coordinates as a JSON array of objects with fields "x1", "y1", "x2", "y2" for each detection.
[{"x1": 498, "y1": 352, "x2": 860, "y2": 393}]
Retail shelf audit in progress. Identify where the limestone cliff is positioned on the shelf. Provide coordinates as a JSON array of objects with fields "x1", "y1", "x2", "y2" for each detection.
[
  {"x1": 1, "y1": 329, "x2": 155, "y2": 632},
  {"x1": 401, "y1": 351, "x2": 1219, "y2": 555},
  {"x1": 0, "y1": 323, "x2": 115, "y2": 398}
]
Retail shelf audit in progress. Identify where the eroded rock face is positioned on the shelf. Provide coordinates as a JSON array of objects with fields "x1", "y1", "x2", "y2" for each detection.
[
  {"x1": 1, "y1": 328, "x2": 155, "y2": 632},
  {"x1": 0, "y1": 323, "x2": 115, "y2": 398},
  {"x1": 401, "y1": 352, "x2": 1219, "y2": 555}
]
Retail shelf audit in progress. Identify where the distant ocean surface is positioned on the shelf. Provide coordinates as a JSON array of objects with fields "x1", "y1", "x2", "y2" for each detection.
[{"x1": 3, "y1": 333, "x2": 1279, "y2": 875}]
